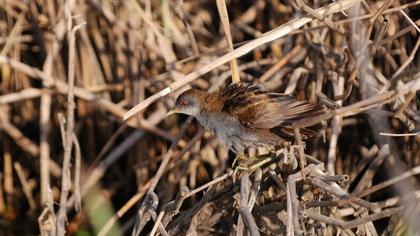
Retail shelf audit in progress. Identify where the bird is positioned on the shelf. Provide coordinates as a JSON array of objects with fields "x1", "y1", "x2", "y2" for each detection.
[{"x1": 167, "y1": 82, "x2": 325, "y2": 155}]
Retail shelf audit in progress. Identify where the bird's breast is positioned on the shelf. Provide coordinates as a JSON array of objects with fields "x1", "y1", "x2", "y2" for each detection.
[
  {"x1": 197, "y1": 112, "x2": 241, "y2": 136},
  {"x1": 197, "y1": 112, "x2": 243, "y2": 150},
  {"x1": 196, "y1": 111, "x2": 274, "y2": 153}
]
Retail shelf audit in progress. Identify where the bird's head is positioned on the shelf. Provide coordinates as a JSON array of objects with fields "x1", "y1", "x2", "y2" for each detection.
[{"x1": 167, "y1": 89, "x2": 204, "y2": 117}]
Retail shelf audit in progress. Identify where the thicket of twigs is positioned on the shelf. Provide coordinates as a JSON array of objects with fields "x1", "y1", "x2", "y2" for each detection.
[{"x1": 0, "y1": 0, "x2": 419, "y2": 235}]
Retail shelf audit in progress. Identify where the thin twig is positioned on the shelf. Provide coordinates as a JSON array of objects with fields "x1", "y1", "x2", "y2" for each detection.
[
  {"x1": 14, "y1": 162, "x2": 36, "y2": 211},
  {"x1": 72, "y1": 133, "x2": 81, "y2": 212},
  {"x1": 56, "y1": 20, "x2": 86, "y2": 236}
]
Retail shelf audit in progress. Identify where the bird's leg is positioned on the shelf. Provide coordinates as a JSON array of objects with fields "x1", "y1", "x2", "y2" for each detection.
[
  {"x1": 232, "y1": 153, "x2": 257, "y2": 182},
  {"x1": 232, "y1": 153, "x2": 248, "y2": 168},
  {"x1": 232, "y1": 153, "x2": 250, "y2": 182},
  {"x1": 233, "y1": 152, "x2": 278, "y2": 176},
  {"x1": 232, "y1": 147, "x2": 279, "y2": 181},
  {"x1": 265, "y1": 145, "x2": 276, "y2": 154},
  {"x1": 232, "y1": 152, "x2": 266, "y2": 170},
  {"x1": 245, "y1": 154, "x2": 278, "y2": 173}
]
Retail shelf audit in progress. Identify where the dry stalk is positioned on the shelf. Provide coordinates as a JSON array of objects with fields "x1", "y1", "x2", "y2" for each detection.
[{"x1": 56, "y1": 20, "x2": 86, "y2": 236}]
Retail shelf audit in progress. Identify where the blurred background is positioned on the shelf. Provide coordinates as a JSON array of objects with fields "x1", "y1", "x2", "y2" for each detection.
[{"x1": 0, "y1": 0, "x2": 419, "y2": 235}]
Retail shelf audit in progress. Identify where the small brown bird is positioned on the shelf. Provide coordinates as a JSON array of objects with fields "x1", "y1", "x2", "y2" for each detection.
[{"x1": 167, "y1": 83, "x2": 324, "y2": 154}]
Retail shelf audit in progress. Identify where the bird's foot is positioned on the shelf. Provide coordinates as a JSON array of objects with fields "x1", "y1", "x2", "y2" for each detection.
[
  {"x1": 232, "y1": 152, "x2": 277, "y2": 182},
  {"x1": 237, "y1": 156, "x2": 275, "y2": 173},
  {"x1": 232, "y1": 153, "x2": 248, "y2": 169},
  {"x1": 265, "y1": 145, "x2": 276, "y2": 153},
  {"x1": 232, "y1": 153, "x2": 248, "y2": 183}
]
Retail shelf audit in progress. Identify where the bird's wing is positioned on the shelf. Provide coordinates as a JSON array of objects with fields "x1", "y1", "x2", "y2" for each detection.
[{"x1": 221, "y1": 83, "x2": 324, "y2": 129}]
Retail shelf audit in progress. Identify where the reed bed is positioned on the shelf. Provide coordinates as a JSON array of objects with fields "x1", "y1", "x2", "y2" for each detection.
[{"x1": 0, "y1": 0, "x2": 419, "y2": 235}]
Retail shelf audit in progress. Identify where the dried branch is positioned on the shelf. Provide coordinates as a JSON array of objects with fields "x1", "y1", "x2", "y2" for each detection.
[{"x1": 56, "y1": 20, "x2": 86, "y2": 236}]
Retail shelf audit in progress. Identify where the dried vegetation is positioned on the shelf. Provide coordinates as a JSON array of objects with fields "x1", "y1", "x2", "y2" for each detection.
[{"x1": 0, "y1": 0, "x2": 419, "y2": 235}]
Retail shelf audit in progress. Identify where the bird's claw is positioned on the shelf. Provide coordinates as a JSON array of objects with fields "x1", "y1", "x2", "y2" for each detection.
[
  {"x1": 232, "y1": 153, "x2": 248, "y2": 169},
  {"x1": 231, "y1": 152, "x2": 278, "y2": 183}
]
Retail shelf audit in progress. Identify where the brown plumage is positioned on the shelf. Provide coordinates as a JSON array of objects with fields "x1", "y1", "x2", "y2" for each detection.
[{"x1": 168, "y1": 83, "x2": 325, "y2": 154}]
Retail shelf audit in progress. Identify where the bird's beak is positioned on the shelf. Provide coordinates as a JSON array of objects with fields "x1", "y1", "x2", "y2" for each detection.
[{"x1": 166, "y1": 108, "x2": 179, "y2": 117}]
